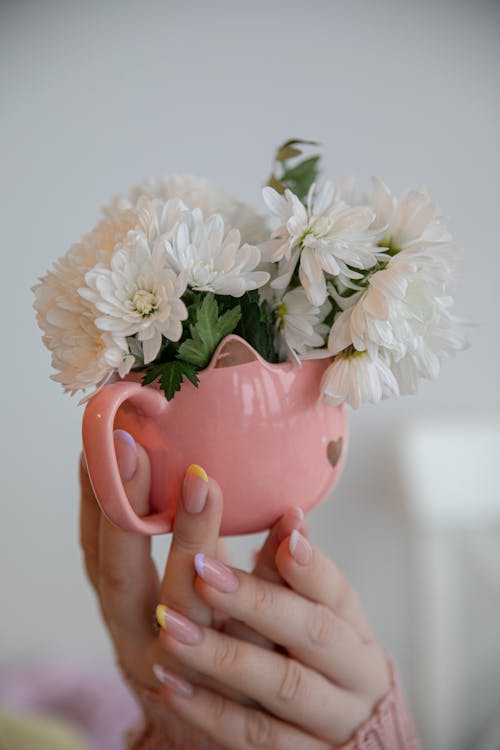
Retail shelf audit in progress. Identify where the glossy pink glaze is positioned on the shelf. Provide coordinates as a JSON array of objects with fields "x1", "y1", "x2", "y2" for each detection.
[{"x1": 82, "y1": 336, "x2": 348, "y2": 536}]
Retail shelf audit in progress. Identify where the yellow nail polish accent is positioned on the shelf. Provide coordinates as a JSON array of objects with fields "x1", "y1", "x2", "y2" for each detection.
[
  {"x1": 186, "y1": 464, "x2": 208, "y2": 482},
  {"x1": 156, "y1": 604, "x2": 167, "y2": 629}
]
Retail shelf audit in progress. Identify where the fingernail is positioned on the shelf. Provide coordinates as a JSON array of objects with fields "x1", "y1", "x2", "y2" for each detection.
[
  {"x1": 113, "y1": 430, "x2": 137, "y2": 482},
  {"x1": 289, "y1": 530, "x2": 313, "y2": 566},
  {"x1": 194, "y1": 553, "x2": 239, "y2": 593},
  {"x1": 182, "y1": 464, "x2": 209, "y2": 514},
  {"x1": 277, "y1": 507, "x2": 304, "y2": 543},
  {"x1": 153, "y1": 664, "x2": 193, "y2": 697},
  {"x1": 155, "y1": 604, "x2": 202, "y2": 645}
]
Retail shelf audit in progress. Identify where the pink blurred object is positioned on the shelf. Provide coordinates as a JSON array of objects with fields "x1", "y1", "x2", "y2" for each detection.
[
  {"x1": 0, "y1": 660, "x2": 140, "y2": 750},
  {"x1": 82, "y1": 335, "x2": 347, "y2": 536}
]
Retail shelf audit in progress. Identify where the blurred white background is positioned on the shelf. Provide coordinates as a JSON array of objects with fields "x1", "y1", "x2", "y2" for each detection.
[{"x1": 1, "y1": 1, "x2": 499, "y2": 748}]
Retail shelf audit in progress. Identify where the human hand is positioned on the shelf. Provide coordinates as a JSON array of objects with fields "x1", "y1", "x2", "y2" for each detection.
[
  {"x1": 79, "y1": 431, "x2": 219, "y2": 689},
  {"x1": 79, "y1": 430, "x2": 307, "y2": 692},
  {"x1": 153, "y1": 534, "x2": 391, "y2": 749}
]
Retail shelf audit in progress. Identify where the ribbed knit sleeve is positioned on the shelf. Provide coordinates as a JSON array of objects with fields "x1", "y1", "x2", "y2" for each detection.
[{"x1": 337, "y1": 661, "x2": 421, "y2": 750}]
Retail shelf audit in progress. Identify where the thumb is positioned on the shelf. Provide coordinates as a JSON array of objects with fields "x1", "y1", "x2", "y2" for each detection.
[{"x1": 113, "y1": 429, "x2": 150, "y2": 515}]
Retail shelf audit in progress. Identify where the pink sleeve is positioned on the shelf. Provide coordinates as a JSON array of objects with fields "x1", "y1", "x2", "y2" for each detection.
[
  {"x1": 126, "y1": 660, "x2": 420, "y2": 750},
  {"x1": 337, "y1": 660, "x2": 421, "y2": 750}
]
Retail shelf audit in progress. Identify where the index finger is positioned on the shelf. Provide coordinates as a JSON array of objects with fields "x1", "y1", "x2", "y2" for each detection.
[
  {"x1": 192, "y1": 555, "x2": 380, "y2": 693},
  {"x1": 222, "y1": 507, "x2": 307, "y2": 648},
  {"x1": 157, "y1": 466, "x2": 223, "y2": 626}
]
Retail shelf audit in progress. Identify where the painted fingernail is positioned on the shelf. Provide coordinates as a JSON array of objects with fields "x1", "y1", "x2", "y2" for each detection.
[
  {"x1": 153, "y1": 664, "x2": 193, "y2": 697},
  {"x1": 194, "y1": 553, "x2": 239, "y2": 593},
  {"x1": 113, "y1": 430, "x2": 137, "y2": 481},
  {"x1": 182, "y1": 464, "x2": 209, "y2": 514},
  {"x1": 289, "y1": 530, "x2": 313, "y2": 566},
  {"x1": 277, "y1": 507, "x2": 304, "y2": 543},
  {"x1": 155, "y1": 604, "x2": 202, "y2": 645}
]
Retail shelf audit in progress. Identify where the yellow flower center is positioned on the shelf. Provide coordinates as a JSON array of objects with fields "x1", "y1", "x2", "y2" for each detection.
[
  {"x1": 341, "y1": 345, "x2": 367, "y2": 359},
  {"x1": 133, "y1": 289, "x2": 158, "y2": 317},
  {"x1": 378, "y1": 237, "x2": 401, "y2": 256},
  {"x1": 301, "y1": 216, "x2": 336, "y2": 246}
]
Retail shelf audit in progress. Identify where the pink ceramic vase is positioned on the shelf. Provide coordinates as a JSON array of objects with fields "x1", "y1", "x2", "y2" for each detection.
[{"x1": 82, "y1": 335, "x2": 347, "y2": 536}]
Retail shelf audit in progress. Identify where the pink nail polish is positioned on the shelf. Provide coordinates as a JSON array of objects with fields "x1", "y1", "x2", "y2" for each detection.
[
  {"x1": 182, "y1": 464, "x2": 209, "y2": 514},
  {"x1": 289, "y1": 530, "x2": 312, "y2": 566},
  {"x1": 194, "y1": 553, "x2": 239, "y2": 593},
  {"x1": 155, "y1": 604, "x2": 202, "y2": 645},
  {"x1": 153, "y1": 664, "x2": 193, "y2": 697},
  {"x1": 113, "y1": 430, "x2": 137, "y2": 481}
]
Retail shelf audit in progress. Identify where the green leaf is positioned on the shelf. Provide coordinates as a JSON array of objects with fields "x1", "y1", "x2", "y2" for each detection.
[
  {"x1": 281, "y1": 155, "x2": 320, "y2": 201},
  {"x1": 177, "y1": 293, "x2": 242, "y2": 369},
  {"x1": 185, "y1": 292, "x2": 203, "y2": 327},
  {"x1": 267, "y1": 174, "x2": 285, "y2": 194},
  {"x1": 141, "y1": 360, "x2": 199, "y2": 400},
  {"x1": 175, "y1": 339, "x2": 206, "y2": 368},
  {"x1": 196, "y1": 293, "x2": 219, "y2": 349},
  {"x1": 275, "y1": 145, "x2": 302, "y2": 161},
  {"x1": 282, "y1": 154, "x2": 320, "y2": 182},
  {"x1": 235, "y1": 291, "x2": 279, "y2": 363},
  {"x1": 276, "y1": 138, "x2": 320, "y2": 158},
  {"x1": 266, "y1": 139, "x2": 322, "y2": 202},
  {"x1": 218, "y1": 305, "x2": 243, "y2": 338}
]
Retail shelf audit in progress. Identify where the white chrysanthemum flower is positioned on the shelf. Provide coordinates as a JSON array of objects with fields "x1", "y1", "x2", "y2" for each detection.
[
  {"x1": 275, "y1": 287, "x2": 330, "y2": 364},
  {"x1": 80, "y1": 208, "x2": 141, "y2": 264},
  {"x1": 389, "y1": 303, "x2": 468, "y2": 394},
  {"x1": 320, "y1": 349, "x2": 399, "y2": 409},
  {"x1": 49, "y1": 316, "x2": 133, "y2": 395},
  {"x1": 107, "y1": 174, "x2": 269, "y2": 245},
  {"x1": 135, "y1": 195, "x2": 189, "y2": 245},
  {"x1": 366, "y1": 178, "x2": 452, "y2": 249},
  {"x1": 262, "y1": 182, "x2": 382, "y2": 307},
  {"x1": 327, "y1": 244, "x2": 466, "y2": 401},
  {"x1": 33, "y1": 271, "x2": 133, "y2": 396},
  {"x1": 219, "y1": 194, "x2": 270, "y2": 246},
  {"x1": 163, "y1": 209, "x2": 269, "y2": 298},
  {"x1": 322, "y1": 175, "x2": 467, "y2": 407},
  {"x1": 33, "y1": 209, "x2": 141, "y2": 393},
  {"x1": 329, "y1": 255, "x2": 418, "y2": 358},
  {"x1": 80, "y1": 233, "x2": 188, "y2": 364},
  {"x1": 327, "y1": 177, "x2": 462, "y2": 364},
  {"x1": 328, "y1": 242, "x2": 462, "y2": 357}
]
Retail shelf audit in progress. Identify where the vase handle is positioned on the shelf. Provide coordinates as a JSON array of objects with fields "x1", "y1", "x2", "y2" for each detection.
[{"x1": 82, "y1": 381, "x2": 174, "y2": 535}]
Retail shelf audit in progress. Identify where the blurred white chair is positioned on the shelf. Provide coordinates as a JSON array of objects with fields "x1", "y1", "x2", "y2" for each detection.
[{"x1": 399, "y1": 413, "x2": 500, "y2": 750}]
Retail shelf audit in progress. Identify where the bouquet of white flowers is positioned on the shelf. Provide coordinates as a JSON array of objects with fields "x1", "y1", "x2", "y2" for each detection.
[{"x1": 33, "y1": 140, "x2": 467, "y2": 408}]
